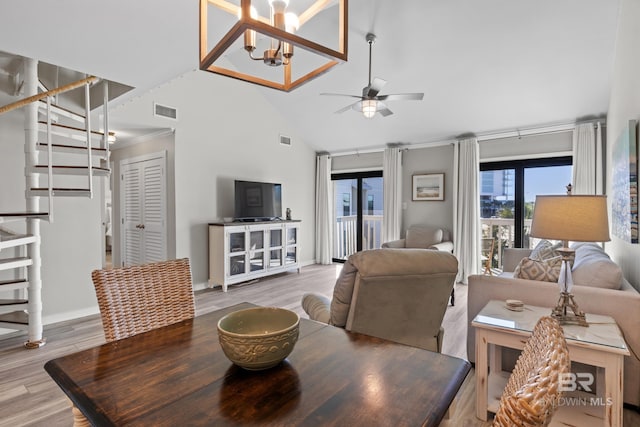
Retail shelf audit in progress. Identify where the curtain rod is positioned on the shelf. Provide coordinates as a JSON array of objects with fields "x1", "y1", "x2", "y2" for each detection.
[{"x1": 326, "y1": 119, "x2": 605, "y2": 158}]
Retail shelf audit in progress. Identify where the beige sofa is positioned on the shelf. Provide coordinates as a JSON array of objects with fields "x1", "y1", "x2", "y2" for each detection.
[
  {"x1": 302, "y1": 248, "x2": 458, "y2": 353},
  {"x1": 467, "y1": 243, "x2": 640, "y2": 407}
]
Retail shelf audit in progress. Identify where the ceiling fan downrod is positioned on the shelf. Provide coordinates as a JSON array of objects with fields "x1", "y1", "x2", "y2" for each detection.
[{"x1": 366, "y1": 33, "x2": 376, "y2": 88}]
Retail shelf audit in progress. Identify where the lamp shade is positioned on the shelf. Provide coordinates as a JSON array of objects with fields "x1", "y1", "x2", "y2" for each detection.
[{"x1": 530, "y1": 195, "x2": 610, "y2": 242}]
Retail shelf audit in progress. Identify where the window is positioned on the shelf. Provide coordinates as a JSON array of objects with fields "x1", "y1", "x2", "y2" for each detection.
[
  {"x1": 367, "y1": 195, "x2": 374, "y2": 215},
  {"x1": 342, "y1": 193, "x2": 351, "y2": 217},
  {"x1": 480, "y1": 156, "x2": 572, "y2": 267}
]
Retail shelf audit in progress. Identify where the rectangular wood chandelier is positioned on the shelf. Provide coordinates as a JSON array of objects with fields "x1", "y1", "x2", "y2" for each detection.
[{"x1": 200, "y1": 0, "x2": 348, "y2": 92}]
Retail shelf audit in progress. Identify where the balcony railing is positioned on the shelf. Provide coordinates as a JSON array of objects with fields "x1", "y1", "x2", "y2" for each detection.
[
  {"x1": 333, "y1": 216, "x2": 532, "y2": 270},
  {"x1": 481, "y1": 217, "x2": 534, "y2": 270},
  {"x1": 333, "y1": 215, "x2": 383, "y2": 260}
]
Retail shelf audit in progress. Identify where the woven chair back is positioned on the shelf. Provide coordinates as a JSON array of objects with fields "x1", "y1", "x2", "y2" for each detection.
[
  {"x1": 91, "y1": 258, "x2": 195, "y2": 342},
  {"x1": 493, "y1": 316, "x2": 570, "y2": 427}
]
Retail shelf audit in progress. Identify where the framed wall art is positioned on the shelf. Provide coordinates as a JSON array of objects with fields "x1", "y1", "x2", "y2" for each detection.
[
  {"x1": 412, "y1": 173, "x2": 444, "y2": 201},
  {"x1": 611, "y1": 119, "x2": 638, "y2": 243}
]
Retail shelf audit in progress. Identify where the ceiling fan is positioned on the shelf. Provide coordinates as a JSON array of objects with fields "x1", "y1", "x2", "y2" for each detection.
[{"x1": 321, "y1": 33, "x2": 424, "y2": 118}]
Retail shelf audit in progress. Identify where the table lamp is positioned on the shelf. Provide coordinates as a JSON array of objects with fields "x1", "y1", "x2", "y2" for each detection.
[{"x1": 529, "y1": 189, "x2": 610, "y2": 327}]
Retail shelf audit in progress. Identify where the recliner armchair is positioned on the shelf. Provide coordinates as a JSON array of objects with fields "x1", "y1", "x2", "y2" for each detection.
[
  {"x1": 302, "y1": 248, "x2": 458, "y2": 353},
  {"x1": 382, "y1": 224, "x2": 453, "y2": 253},
  {"x1": 382, "y1": 224, "x2": 456, "y2": 305}
]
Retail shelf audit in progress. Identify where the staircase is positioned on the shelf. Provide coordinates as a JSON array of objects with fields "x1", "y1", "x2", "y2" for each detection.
[{"x1": 0, "y1": 58, "x2": 111, "y2": 348}]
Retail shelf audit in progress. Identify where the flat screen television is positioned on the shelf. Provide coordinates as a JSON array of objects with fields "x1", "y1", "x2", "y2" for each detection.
[{"x1": 234, "y1": 180, "x2": 282, "y2": 221}]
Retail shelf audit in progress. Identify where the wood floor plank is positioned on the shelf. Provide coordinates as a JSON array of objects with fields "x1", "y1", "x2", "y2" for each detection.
[{"x1": 0, "y1": 263, "x2": 637, "y2": 427}]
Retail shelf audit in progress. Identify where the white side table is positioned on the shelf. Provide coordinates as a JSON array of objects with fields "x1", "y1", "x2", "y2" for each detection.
[{"x1": 473, "y1": 300, "x2": 629, "y2": 427}]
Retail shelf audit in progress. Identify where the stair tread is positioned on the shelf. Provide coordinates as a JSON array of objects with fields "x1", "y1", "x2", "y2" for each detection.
[
  {"x1": 30, "y1": 187, "x2": 91, "y2": 191},
  {"x1": 0, "y1": 229, "x2": 37, "y2": 248},
  {"x1": 28, "y1": 188, "x2": 92, "y2": 197},
  {"x1": 0, "y1": 279, "x2": 27, "y2": 287},
  {"x1": 38, "y1": 121, "x2": 114, "y2": 136},
  {"x1": 37, "y1": 142, "x2": 107, "y2": 153},
  {"x1": 33, "y1": 165, "x2": 109, "y2": 171},
  {"x1": 0, "y1": 257, "x2": 31, "y2": 265},
  {"x1": 38, "y1": 99, "x2": 85, "y2": 122},
  {"x1": 0, "y1": 299, "x2": 27, "y2": 305},
  {"x1": 0, "y1": 212, "x2": 49, "y2": 218},
  {"x1": 0, "y1": 311, "x2": 28, "y2": 325}
]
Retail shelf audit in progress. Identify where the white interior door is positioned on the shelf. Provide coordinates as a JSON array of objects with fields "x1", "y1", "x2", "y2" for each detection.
[{"x1": 120, "y1": 152, "x2": 167, "y2": 266}]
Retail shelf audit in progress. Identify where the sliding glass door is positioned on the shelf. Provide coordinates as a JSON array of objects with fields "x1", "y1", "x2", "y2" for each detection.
[
  {"x1": 480, "y1": 157, "x2": 572, "y2": 270},
  {"x1": 332, "y1": 171, "x2": 383, "y2": 262}
]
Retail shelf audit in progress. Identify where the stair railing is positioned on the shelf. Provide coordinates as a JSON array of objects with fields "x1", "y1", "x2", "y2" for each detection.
[
  {"x1": 0, "y1": 76, "x2": 97, "y2": 115},
  {"x1": 45, "y1": 96, "x2": 54, "y2": 222},
  {"x1": 84, "y1": 81, "x2": 93, "y2": 198}
]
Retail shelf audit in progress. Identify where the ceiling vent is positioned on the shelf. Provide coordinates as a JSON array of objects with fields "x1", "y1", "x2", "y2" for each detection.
[
  {"x1": 279, "y1": 134, "x2": 292, "y2": 146},
  {"x1": 154, "y1": 103, "x2": 177, "y2": 120}
]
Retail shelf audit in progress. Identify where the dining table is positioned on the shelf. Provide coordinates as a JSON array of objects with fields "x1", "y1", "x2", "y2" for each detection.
[{"x1": 45, "y1": 302, "x2": 471, "y2": 426}]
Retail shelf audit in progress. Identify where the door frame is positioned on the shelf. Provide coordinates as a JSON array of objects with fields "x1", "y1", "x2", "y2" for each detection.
[
  {"x1": 331, "y1": 170, "x2": 383, "y2": 262},
  {"x1": 118, "y1": 150, "x2": 168, "y2": 266}
]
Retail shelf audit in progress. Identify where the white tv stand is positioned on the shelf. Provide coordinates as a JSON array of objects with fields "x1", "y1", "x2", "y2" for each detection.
[{"x1": 208, "y1": 220, "x2": 301, "y2": 292}]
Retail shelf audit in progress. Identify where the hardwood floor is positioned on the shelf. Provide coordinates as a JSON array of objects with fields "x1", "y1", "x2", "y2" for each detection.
[{"x1": 0, "y1": 263, "x2": 638, "y2": 426}]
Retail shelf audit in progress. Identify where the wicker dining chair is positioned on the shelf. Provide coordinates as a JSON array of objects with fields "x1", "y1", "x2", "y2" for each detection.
[
  {"x1": 492, "y1": 316, "x2": 570, "y2": 427},
  {"x1": 91, "y1": 257, "x2": 196, "y2": 342},
  {"x1": 68, "y1": 259, "x2": 197, "y2": 427}
]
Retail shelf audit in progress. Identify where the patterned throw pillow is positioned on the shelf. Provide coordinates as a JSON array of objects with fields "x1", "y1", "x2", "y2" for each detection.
[
  {"x1": 530, "y1": 240, "x2": 562, "y2": 261},
  {"x1": 514, "y1": 256, "x2": 562, "y2": 282}
]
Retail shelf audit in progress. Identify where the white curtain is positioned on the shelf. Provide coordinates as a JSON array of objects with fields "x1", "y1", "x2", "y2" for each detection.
[
  {"x1": 315, "y1": 154, "x2": 333, "y2": 264},
  {"x1": 453, "y1": 138, "x2": 480, "y2": 284},
  {"x1": 382, "y1": 147, "x2": 403, "y2": 243},
  {"x1": 572, "y1": 122, "x2": 604, "y2": 195}
]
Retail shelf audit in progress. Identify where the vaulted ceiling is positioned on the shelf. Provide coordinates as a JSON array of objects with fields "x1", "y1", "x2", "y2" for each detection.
[{"x1": 0, "y1": 1, "x2": 619, "y2": 153}]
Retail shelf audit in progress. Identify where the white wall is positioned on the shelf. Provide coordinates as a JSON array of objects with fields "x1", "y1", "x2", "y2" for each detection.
[
  {"x1": 0, "y1": 91, "x2": 104, "y2": 327},
  {"x1": 402, "y1": 145, "x2": 455, "y2": 233},
  {"x1": 110, "y1": 70, "x2": 317, "y2": 287},
  {"x1": 479, "y1": 131, "x2": 573, "y2": 161},
  {"x1": 606, "y1": 0, "x2": 640, "y2": 291}
]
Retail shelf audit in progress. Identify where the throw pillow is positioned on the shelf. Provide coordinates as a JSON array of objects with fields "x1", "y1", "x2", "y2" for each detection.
[
  {"x1": 530, "y1": 240, "x2": 562, "y2": 261},
  {"x1": 514, "y1": 256, "x2": 562, "y2": 282},
  {"x1": 570, "y1": 243, "x2": 623, "y2": 290}
]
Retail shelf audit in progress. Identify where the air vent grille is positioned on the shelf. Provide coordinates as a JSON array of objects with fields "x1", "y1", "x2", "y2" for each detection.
[
  {"x1": 280, "y1": 135, "x2": 292, "y2": 146},
  {"x1": 154, "y1": 103, "x2": 177, "y2": 120}
]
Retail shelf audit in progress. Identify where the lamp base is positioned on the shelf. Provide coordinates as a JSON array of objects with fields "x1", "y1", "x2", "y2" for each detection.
[{"x1": 551, "y1": 292, "x2": 588, "y2": 327}]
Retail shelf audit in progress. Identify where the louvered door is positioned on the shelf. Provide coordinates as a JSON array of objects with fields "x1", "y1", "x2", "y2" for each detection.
[{"x1": 121, "y1": 153, "x2": 167, "y2": 266}]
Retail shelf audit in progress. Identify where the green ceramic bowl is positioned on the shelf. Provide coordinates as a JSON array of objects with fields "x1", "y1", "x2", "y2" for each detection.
[{"x1": 217, "y1": 307, "x2": 300, "y2": 370}]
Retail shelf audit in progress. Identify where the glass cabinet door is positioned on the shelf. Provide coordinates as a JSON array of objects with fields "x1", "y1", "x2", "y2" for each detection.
[
  {"x1": 229, "y1": 231, "x2": 245, "y2": 253},
  {"x1": 285, "y1": 226, "x2": 298, "y2": 265},
  {"x1": 227, "y1": 230, "x2": 247, "y2": 277},
  {"x1": 229, "y1": 254, "x2": 246, "y2": 276},
  {"x1": 269, "y1": 227, "x2": 284, "y2": 268},
  {"x1": 285, "y1": 246, "x2": 297, "y2": 265},
  {"x1": 249, "y1": 230, "x2": 265, "y2": 273}
]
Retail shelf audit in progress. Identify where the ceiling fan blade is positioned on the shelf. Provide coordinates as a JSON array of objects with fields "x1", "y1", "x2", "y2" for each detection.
[
  {"x1": 321, "y1": 93, "x2": 364, "y2": 99},
  {"x1": 376, "y1": 93, "x2": 424, "y2": 101},
  {"x1": 335, "y1": 102, "x2": 360, "y2": 114},
  {"x1": 378, "y1": 107, "x2": 394, "y2": 117},
  {"x1": 364, "y1": 77, "x2": 387, "y2": 97}
]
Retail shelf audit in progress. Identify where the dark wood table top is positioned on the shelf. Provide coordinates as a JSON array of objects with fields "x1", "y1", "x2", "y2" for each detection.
[{"x1": 45, "y1": 303, "x2": 471, "y2": 426}]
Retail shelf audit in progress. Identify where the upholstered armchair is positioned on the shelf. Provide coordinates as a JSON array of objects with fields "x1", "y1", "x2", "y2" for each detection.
[
  {"x1": 381, "y1": 224, "x2": 453, "y2": 253},
  {"x1": 382, "y1": 224, "x2": 456, "y2": 305},
  {"x1": 301, "y1": 248, "x2": 458, "y2": 353}
]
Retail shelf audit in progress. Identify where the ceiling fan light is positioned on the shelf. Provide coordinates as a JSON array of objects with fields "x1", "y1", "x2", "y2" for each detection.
[{"x1": 362, "y1": 100, "x2": 377, "y2": 118}]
